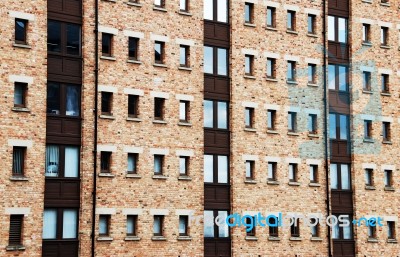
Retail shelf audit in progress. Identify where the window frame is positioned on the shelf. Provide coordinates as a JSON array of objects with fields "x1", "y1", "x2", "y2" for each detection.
[
  {"x1": 387, "y1": 221, "x2": 396, "y2": 239},
  {"x1": 287, "y1": 61, "x2": 296, "y2": 82},
  {"x1": 100, "y1": 151, "x2": 112, "y2": 173},
  {"x1": 384, "y1": 169, "x2": 393, "y2": 187},
  {"x1": 266, "y1": 58, "x2": 276, "y2": 79},
  {"x1": 362, "y1": 71, "x2": 371, "y2": 91},
  {"x1": 329, "y1": 113, "x2": 349, "y2": 141},
  {"x1": 381, "y1": 74, "x2": 389, "y2": 93},
  {"x1": 179, "y1": 100, "x2": 189, "y2": 122},
  {"x1": 128, "y1": 94, "x2": 139, "y2": 118},
  {"x1": 179, "y1": 45, "x2": 190, "y2": 67},
  {"x1": 245, "y1": 107, "x2": 254, "y2": 128},
  {"x1": 204, "y1": 210, "x2": 230, "y2": 238},
  {"x1": 332, "y1": 214, "x2": 353, "y2": 240},
  {"x1": 154, "y1": 155, "x2": 164, "y2": 175},
  {"x1": 204, "y1": 154, "x2": 229, "y2": 185},
  {"x1": 245, "y1": 160, "x2": 255, "y2": 180},
  {"x1": 268, "y1": 216, "x2": 279, "y2": 237},
  {"x1": 15, "y1": 19, "x2": 28, "y2": 45},
  {"x1": 330, "y1": 163, "x2": 351, "y2": 191},
  {"x1": 244, "y1": 54, "x2": 254, "y2": 76},
  {"x1": 179, "y1": 156, "x2": 189, "y2": 176},
  {"x1": 203, "y1": 99, "x2": 229, "y2": 130},
  {"x1": 288, "y1": 111, "x2": 297, "y2": 132},
  {"x1": 8, "y1": 215, "x2": 23, "y2": 247},
  {"x1": 308, "y1": 114, "x2": 318, "y2": 134},
  {"x1": 287, "y1": 11, "x2": 296, "y2": 31},
  {"x1": 365, "y1": 168, "x2": 373, "y2": 186},
  {"x1": 154, "y1": 97, "x2": 165, "y2": 120},
  {"x1": 154, "y1": 41, "x2": 165, "y2": 64},
  {"x1": 128, "y1": 37, "x2": 139, "y2": 61},
  {"x1": 153, "y1": 215, "x2": 164, "y2": 236},
  {"x1": 127, "y1": 153, "x2": 138, "y2": 174},
  {"x1": 245, "y1": 216, "x2": 256, "y2": 236},
  {"x1": 99, "y1": 214, "x2": 110, "y2": 237},
  {"x1": 244, "y1": 2, "x2": 254, "y2": 24},
  {"x1": 154, "y1": 0, "x2": 165, "y2": 8},
  {"x1": 12, "y1": 147, "x2": 25, "y2": 177},
  {"x1": 381, "y1": 26, "x2": 389, "y2": 46},
  {"x1": 268, "y1": 162, "x2": 277, "y2": 181},
  {"x1": 47, "y1": 82, "x2": 82, "y2": 118},
  {"x1": 310, "y1": 218, "x2": 319, "y2": 237},
  {"x1": 307, "y1": 14, "x2": 316, "y2": 34},
  {"x1": 288, "y1": 163, "x2": 298, "y2": 182},
  {"x1": 328, "y1": 15, "x2": 348, "y2": 43},
  {"x1": 367, "y1": 223, "x2": 377, "y2": 239},
  {"x1": 101, "y1": 33, "x2": 113, "y2": 57},
  {"x1": 48, "y1": 20, "x2": 82, "y2": 56},
  {"x1": 382, "y1": 122, "x2": 391, "y2": 142},
  {"x1": 43, "y1": 208, "x2": 79, "y2": 240},
  {"x1": 328, "y1": 64, "x2": 349, "y2": 92},
  {"x1": 203, "y1": 46, "x2": 229, "y2": 76},
  {"x1": 308, "y1": 64, "x2": 317, "y2": 84},
  {"x1": 45, "y1": 145, "x2": 80, "y2": 178},
  {"x1": 310, "y1": 165, "x2": 318, "y2": 183},
  {"x1": 179, "y1": 215, "x2": 189, "y2": 236},
  {"x1": 14, "y1": 82, "x2": 28, "y2": 108},
  {"x1": 126, "y1": 215, "x2": 138, "y2": 237},
  {"x1": 203, "y1": 0, "x2": 229, "y2": 23},
  {"x1": 101, "y1": 92, "x2": 113, "y2": 116},
  {"x1": 267, "y1": 109, "x2": 276, "y2": 130},
  {"x1": 290, "y1": 218, "x2": 300, "y2": 237},
  {"x1": 362, "y1": 23, "x2": 370, "y2": 43},
  {"x1": 266, "y1": 7, "x2": 276, "y2": 28},
  {"x1": 364, "y1": 120, "x2": 372, "y2": 139},
  {"x1": 179, "y1": 0, "x2": 189, "y2": 12}
]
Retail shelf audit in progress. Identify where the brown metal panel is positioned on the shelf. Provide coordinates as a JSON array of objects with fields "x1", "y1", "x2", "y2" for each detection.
[
  {"x1": 328, "y1": 42, "x2": 349, "y2": 61},
  {"x1": 333, "y1": 240, "x2": 355, "y2": 257},
  {"x1": 328, "y1": 0, "x2": 349, "y2": 17},
  {"x1": 331, "y1": 191, "x2": 353, "y2": 213},
  {"x1": 45, "y1": 179, "x2": 80, "y2": 207},
  {"x1": 204, "y1": 185, "x2": 230, "y2": 209},
  {"x1": 204, "y1": 130, "x2": 229, "y2": 150},
  {"x1": 329, "y1": 91, "x2": 350, "y2": 114},
  {"x1": 330, "y1": 140, "x2": 350, "y2": 161},
  {"x1": 42, "y1": 240, "x2": 79, "y2": 257},
  {"x1": 205, "y1": 239, "x2": 231, "y2": 257},
  {"x1": 48, "y1": 0, "x2": 82, "y2": 23},
  {"x1": 204, "y1": 75, "x2": 230, "y2": 99},
  {"x1": 47, "y1": 117, "x2": 82, "y2": 143},
  {"x1": 48, "y1": 55, "x2": 82, "y2": 80},
  {"x1": 204, "y1": 21, "x2": 230, "y2": 47}
]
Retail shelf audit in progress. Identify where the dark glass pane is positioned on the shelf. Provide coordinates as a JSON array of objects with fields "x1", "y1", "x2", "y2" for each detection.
[
  {"x1": 154, "y1": 43, "x2": 162, "y2": 62},
  {"x1": 129, "y1": 38, "x2": 138, "y2": 59},
  {"x1": 47, "y1": 83, "x2": 61, "y2": 114},
  {"x1": 48, "y1": 21, "x2": 61, "y2": 52},
  {"x1": 67, "y1": 24, "x2": 81, "y2": 55},
  {"x1": 66, "y1": 85, "x2": 80, "y2": 116},
  {"x1": 101, "y1": 92, "x2": 112, "y2": 113},
  {"x1": 14, "y1": 83, "x2": 25, "y2": 106},
  {"x1": 15, "y1": 19, "x2": 26, "y2": 43},
  {"x1": 128, "y1": 95, "x2": 137, "y2": 116},
  {"x1": 102, "y1": 34, "x2": 112, "y2": 55}
]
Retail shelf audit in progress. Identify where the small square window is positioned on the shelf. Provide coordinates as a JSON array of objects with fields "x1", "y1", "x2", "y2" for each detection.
[
  {"x1": 99, "y1": 215, "x2": 110, "y2": 236},
  {"x1": 154, "y1": 98, "x2": 165, "y2": 120},
  {"x1": 387, "y1": 221, "x2": 396, "y2": 239},
  {"x1": 179, "y1": 156, "x2": 189, "y2": 175},
  {"x1": 362, "y1": 24, "x2": 370, "y2": 43},
  {"x1": 127, "y1": 153, "x2": 138, "y2": 174},
  {"x1": 287, "y1": 61, "x2": 296, "y2": 81},
  {"x1": 308, "y1": 15, "x2": 316, "y2": 34},
  {"x1": 364, "y1": 120, "x2": 372, "y2": 139},
  {"x1": 365, "y1": 169, "x2": 373, "y2": 186},
  {"x1": 288, "y1": 163, "x2": 297, "y2": 182},
  {"x1": 8, "y1": 215, "x2": 23, "y2": 246},
  {"x1": 266, "y1": 7, "x2": 276, "y2": 28},
  {"x1": 180, "y1": 0, "x2": 189, "y2": 12},
  {"x1": 268, "y1": 162, "x2": 277, "y2": 181},
  {"x1": 179, "y1": 215, "x2": 189, "y2": 236},
  {"x1": 245, "y1": 160, "x2": 254, "y2": 180},
  {"x1": 308, "y1": 114, "x2": 317, "y2": 134},
  {"x1": 128, "y1": 95, "x2": 139, "y2": 118},
  {"x1": 180, "y1": 45, "x2": 190, "y2": 67},
  {"x1": 153, "y1": 215, "x2": 164, "y2": 236},
  {"x1": 288, "y1": 112, "x2": 297, "y2": 132},
  {"x1": 154, "y1": 41, "x2": 165, "y2": 64},
  {"x1": 381, "y1": 27, "x2": 389, "y2": 46},
  {"x1": 384, "y1": 170, "x2": 392, "y2": 187},
  {"x1": 382, "y1": 122, "x2": 391, "y2": 142},
  {"x1": 128, "y1": 37, "x2": 139, "y2": 60},
  {"x1": 267, "y1": 109, "x2": 276, "y2": 130},
  {"x1": 14, "y1": 83, "x2": 27, "y2": 108},
  {"x1": 287, "y1": 11, "x2": 296, "y2": 31},
  {"x1": 290, "y1": 219, "x2": 300, "y2": 237},
  {"x1": 100, "y1": 152, "x2": 111, "y2": 173},
  {"x1": 179, "y1": 101, "x2": 189, "y2": 122},
  {"x1": 266, "y1": 58, "x2": 276, "y2": 79},
  {"x1": 15, "y1": 19, "x2": 28, "y2": 45},
  {"x1": 102, "y1": 33, "x2": 113, "y2": 57},
  {"x1": 308, "y1": 64, "x2": 317, "y2": 84},
  {"x1": 245, "y1": 55, "x2": 254, "y2": 76},
  {"x1": 244, "y1": 3, "x2": 254, "y2": 24},
  {"x1": 154, "y1": 155, "x2": 164, "y2": 175},
  {"x1": 154, "y1": 0, "x2": 165, "y2": 8},
  {"x1": 381, "y1": 74, "x2": 389, "y2": 93},
  {"x1": 101, "y1": 92, "x2": 113, "y2": 115},
  {"x1": 310, "y1": 165, "x2": 318, "y2": 183},
  {"x1": 362, "y1": 71, "x2": 371, "y2": 91},
  {"x1": 310, "y1": 218, "x2": 319, "y2": 237},
  {"x1": 245, "y1": 107, "x2": 254, "y2": 128},
  {"x1": 12, "y1": 147, "x2": 25, "y2": 176},
  {"x1": 245, "y1": 216, "x2": 256, "y2": 236},
  {"x1": 127, "y1": 215, "x2": 137, "y2": 236}
]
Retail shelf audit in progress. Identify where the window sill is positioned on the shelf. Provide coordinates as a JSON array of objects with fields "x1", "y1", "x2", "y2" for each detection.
[
  {"x1": 310, "y1": 237, "x2": 323, "y2": 241},
  {"x1": 125, "y1": 236, "x2": 141, "y2": 241},
  {"x1": 127, "y1": 59, "x2": 142, "y2": 64},
  {"x1": 380, "y1": 2, "x2": 390, "y2": 7},
  {"x1": 244, "y1": 127, "x2": 257, "y2": 132},
  {"x1": 6, "y1": 245, "x2": 25, "y2": 251},
  {"x1": 98, "y1": 173, "x2": 115, "y2": 177},
  {"x1": 267, "y1": 180, "x2": 280, "y2": 185},
  {"x1": 12, "y1": 107, "x2": 30, "y2": 112},
  {"x1": 307, "y1": 83, "x2": 318, "y2": 87},
  {"x1": 153, "y1": 6, "x2": 167, "y2": 12},
  {"x1": 178, "y1": 175, "x2": 192, "y2": 181},
  {"x1": 177, "y1": 236, "x2": 192, "y2": 241},
  {"x1": 387, "y1": 239, "x2": 398, "y2": 243},
  {"x1": 308, "y1": 133, "x2": 319, "y2": 138},
  {"x1": 266, "y1": 78, "x2": 278, "y2": 82},
  {"x1": 13, "y1": 43, "x2": 31, "y2": 49},
  {"x1": 244, "y1": 23, "x2": 256, "y2": 27},
  {"x1": 367, "y1": 238, "x2": 379, "y2": 243},
  {"x1": 152, "y1": 236, "x2": 167, "y2": 241},
  {"x1": 382, "y1": 140, "x2": 392, "y2": 145},
  {"x1": 268, "y1": 236, "x2": 280, "y2": 241},
  {"x1": 307, "y1": 33, "x2": 318, "y2": 38},
  {"x1": 286, "y1": 30, "x2": 298, "y2": 35},
  {"x1": 266, "y1": 26, "x2": 277, "y2": 31},
  {"x1": 381, "y1": 92, "x2": 391, "y2": 96},
  {"x1": 287, "y1": 132, "x2": 300, "y2": 136},
  {"x1": 286, "y1": 80, "x2": 298, "y2": 85},
  {"x1": 384, "y1": 186, "x2": 395, "y2": 191},
  {"x1": 289, "y1": 237, "x2": 302, "y2": 241},
  {"x1": 361, "y1": 0, "x2": 372, "y2": 3},
  {"x1": 178, "y1": 11, "x2": 192, "y2": 16},
  {"x1": 380, "y1": 45, "x2": 391, "y2": 49},
  {"x1": 153, "y1": 120, "x2": 167, "y2": 124},
  {"x1": 153, "y1": 63, "x2": 168, "y2": 68},
  {"x1": 288, "y1": 181, "x2": 300, "y2": 186},
  {"x1": 245, "y1": 236, "x2": 258, "y2": 241},
  {"x1": 365, "y1": 185, "x2": 376, "y2": 190},
  {"x1": 362, "y1": 42, "x2": 373, "y2": 47},
  {"x1": 178, "y1": 66, "x2": 192, "y2": 71},
  {"x1": 309, "y1": 182, "x2": 320, "y2": 187},
  {"x1": 267, "y1": 130, "x2": 278, "y2": 134},
  {"x1": 244, "y1": 75, "x2": 256, "y2": 79},
  {"x1": 127, "y1": 117, "x2": 142, "y2": 122},
  {"x1": 97, "y1": 237, "x2": 113, "y2": 241},
  {"x1": 100, "y1": 56, "x2": 116, "y2": 61},
  {"x1": 362, "y1": 90, "x2": 373, "y2": 94},
  {"x1": 126, "y1": 2, "x2": 143, "y2": 7},
  {"x1": 103, "y1": 0, "x2": 116, "y2": 2},
  {"x1": 100, "y1": 114, "x2": 115, "y2": 120},
  {"x1": 178, "y1": 121, "x2": 192, "y2": 127},
  {"x1": 126, "y1": 174, "x2": 141, "y2": 179},
  {"x1": 9, "y1": 176, "x2": 29, "y2": 182},
  {"x1": 363, "y1": 138, "x2": 374, "y2": 143},
  {"x1": 153, "y1": 174, "x2": 168, "y2": 180},
  {"x1": 245, "y1": 179, "x2": 257, "y2": 184}
]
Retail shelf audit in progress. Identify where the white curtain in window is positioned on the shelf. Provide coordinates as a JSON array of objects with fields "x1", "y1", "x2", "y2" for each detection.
[
  {"x1": 13, "y1": 149, "x2": 23, "y2": 175},
  {"x1": 330, "y1": 164, "x2": 338, "y2": 189},
  {"x1": 62, "y1": 209, "x2": 77, "y2": 239},
  {"x1": 154, "y1": 156, "x2": 162, "y2": 174},
  {"x1": 66, "y1": 85, "x2": 79, "y2": 116},
  {"x1": 65, "y1": 146, "x2": 79, "y2": 177},
  {"x1": 46, "y1": 145, "x2": 59, "y2": 177},
  {"x1": 341, "y1": 164, "x2": 350, "y2": 189},
  {"x1": 204, "y1": 211, "x2": 214, "y2": 237},
  {"x1": 218, "y1": 156, "x2": 228, "y2": 183},
  {"x1": 204, "y1": 155, "x2": 214, "y2": 183},
  {"x1": 342, "y1": 216, "x2": 352, "y2": 239},
  {"x1": 43, "y1": 209, "x2": 57, "y2": 239}
]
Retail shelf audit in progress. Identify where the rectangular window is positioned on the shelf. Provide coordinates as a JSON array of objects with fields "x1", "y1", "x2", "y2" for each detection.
[
  {"x1": 365, "y1": 169, "x2": 373, "y2": 186},
  {"x1": 362, "y1": 71, "x2": 371, "y2": 91},
  {"x1": 204, "y1": 155, "x2": 228, "y2": 184},
  {"x1": 127, "y1": 153, "x2": 138, "y2": 174},
  {"x1": 99, "y1": 215, "x2": 110, "y2": 236},
  {"x1": 43, "y1": 209, "x2": 78, "y2": 240},
  {"x1": 310, "y1": 218, "x2": 319, "y2": 237},
  {"x1": 204, "y1": 210, "x2": 229, "y2": 238},
  {"x1": 268, "y1": 216, "x2": 278, "y2": 236},
  {"x1": 287, "y1": 11, "x2": 296, "y2": 31},
  {"x1": 245, "y1": 107, "x2": 254, "y2": 128},
  {"x1": 203, "y1": 46, "x2": 228, "y2": 76},
  {"x1": 382, "y1": 122, "x2": 391, "y2": 142},
  {"x1": 47, "y1": 82, "x2": 81, "y2": 117},
  {"x1": 387, "y1": 221, "x2": 396, "y2": 239},
  {"x1": 154, "y1": 97, "x2": 165, "y2": 120},
  {"x1": 179, "y1": 101, "x2": 189, "y2": 122},
  {"x1": 245, "y1": 160, "x2": 254, "y2": 180},
  {"x1": 288, "y1": 163, "x2": 297, "y2": 182},
  {"x1": 179, "y1": 216, "x2": 189, "y2": 236},
  {"x1": 15, "y1": 19, "x2": 28, "y2": 44},
  {"x1": 308, "y1": 15, "x2": 316, "y2": 34},
  {"x1": 245, "y1": 55, "x2": 254, "y2": 75},
  {"x1": 328, "y1": 64, "x2": 348, "y2": 91},
  {"x1": 288, "y1": 111, "x2": 297, "y2": 132},
  {"x1": 128, "y1": 37, "x2": 139, "y2": 60},
  {"x1": 266, "y1": 7, "x2": 275, "y2": 28},
  {"x1": 381, "y1": 27, "x2": 389, "y2": 46},
  {"x1": 154, "y1": 41, "x2": 165, "y2": 64},
  {"x1": 126, "y1": 215, "x2": 137, "y2": 236},
  {"x1": 363, "y1": 24, "x2": 370, "y2": 43},
  {"x1": 154, "y1": 155, "x2": 164, "y2": 175},
  {"x1": 8, "y1": 215, "x2": 23, "y2": 246},
  {"x1": 308, "y1": 64, "x2": 316, "y2": 84},
  {"x1": 180, "y1": 0, "x2": 189, "y2": 12},
  {"x1": 180, "y1": 45, "x2": 190, "y2": 67},
  {"x1": 48, "y1": 20, "x2": 61, "y2": 52},
  {"x1": 268, "y1": 162, "x2": 277, "y2": 181},
  {"x1": 128, "y1": 95, "x2": 139, "y2": 118},
  {"x1": 203, "y1": 100, "x2": 228, "y2": 129},
  {"x1": 310, "y1": 165, "x2": 318, "y2": 183},
  {"x1": 287, "y1": 61, "x2": 296, "y2": 81},
  {"x1": 290, "y1": 219, "x2": 300, "y2": 237},
  {"x1": 381, "y1": 74, "x2": 389, "y2": 93},
  {"x1": 330, "y1": 164, "x2": 350, "y2": 190},
  {"x1": 14, "y1": 83, "x2": 27, "y2": 108},
  {"x1": 329, "y1": 114, "x2": 349, "y2": 140},
  {"x1": 267, "y1": 109, "x2": 276, "y2": 130},
  {"x1": 154, "y1": 0, "x2": 165, "y2": 8},
  {"x1": 45, "y1": 145, "x2": 79, "y2": 178},
  {"x1": 12, "y1": 147, "x2": 25, "y2": 176},
  {"x1": 364, "y1": 120, "x2": 372, "y2": 139},
  {"x1": 204, "y1": 0, "x2": 228, "y2": 23},
  {"x1": 308, "y1": 114, "x2": 317, "y2": 134},
  {"x1": 384, "y1": 170, "x2": 392, "y2": 187},
  {"x1": 244, "y1": 3, "x2": 254, "y2": 24},
  {"x1": 332, "y1": 215, "x2": 352, "y2": 239},
  {"x1": 368, "y1": 224, "x2": 376, "y2": 239},
  {"x1": 102, "y1": 33, "x2": 112, "y2": 57},
  {"x1": 246, "y1": 217, "x2": 256, "y2": 236},
  {"x1": 101, "y1": 92, "x2": 112, "y2": 115},
  {"x1": 266, "y1": 58, "x2": 276, "y2": 79},
  {"x1": 179, "y1": 156, "x2": 189, "y2": 175},
  {"x1": 100, "y1": 152, "x2": 111, "y2": 173},
  {"x1": 153, "y1": 215, "x2": 164, "y2": 236},
  {"x1": 328, "y1": 16, "x2": 348, "y2": 43}
]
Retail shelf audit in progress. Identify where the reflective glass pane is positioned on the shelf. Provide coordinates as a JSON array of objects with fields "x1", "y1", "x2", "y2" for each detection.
[
  {"x1": 48, "y1": 21, "x2": 61, "y2": 52},
  {"x1": 204, "y1": 211, "x2": 214, "y2": 237},
  {"x1": 338, "y1": 18, "x2": 347, "y2": 43},
  {"x1": 340, "y1": 115, "x2": 348, "y2": 140},
  {"x1": 217, "y1": 102, "x2": 228, "y2": 129},
  {"x1": 204, "y1": 0, "x2": 213, "y2": 20},
  {"x1": 217, "y1": 0, "x2": 228, "y2": 22},
  {"x1": 329, "y1": 114, "x2": 336, "y2": 139},
  {"x1": 341, "y1": 164, "x2": 350, "y2": 189},
  {"x1": 65, "y1": 146, "x2": 79, "y2": 178},
  {"x1": 217, "y1": 48, "x2": 227, "y2": 75},
  {"x1": 62, "y1": 209, "x2": 78, "y2": 239},
  {"x1": 204, "y1": 155, "x2": 214, "y2": 183},
  {"x1": 328, "y1": 16, "x2": 335, "y2": 41},
  {"x1": 46, "y1": 145, "x2": 59, "y2": 177},
  {"x1": 330, "y1": 164, "x2": 338, "y2": 189},
  {"x1": 338, "y1": 66, "x2": 347, "y2": 91},
  {"x1": 67, "y1": 24, "x2": 80, "y2": 55},
  {"x1": 43, "y1": 209, "x2": 57, "y2": 239},
  {"x1": 218, "y1": 211, "x2": 229, "y2": 237},
  {"x1": 204, "y1": 47, "x2": 213, "y2": 74},
  {"x1": 204, "y1": 100, "x2": 214, "y2": 128},
  {"x1": 218, "y1": 156, "x2": 228, "y2": 183},
  {"x1": 47, "y1": 83, "x2": 60, "y2": 115}
]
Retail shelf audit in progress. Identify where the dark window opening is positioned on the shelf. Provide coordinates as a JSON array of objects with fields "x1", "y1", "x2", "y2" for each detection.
[
  {"x1": 127, "y1": 153, "x2": 138, "y2": 174},
  {"x1": 8, "y1": 215, "x2": 23, "y2": 246},
  {"x1": 128, "y1": 95, "x2": 139, "y2": 118},
  {"x1": 15, "y1": 19, "x2": 27, "y2": 45},
  {"x1": 154, "y1": 97, "x2": 165, "y2": 120},
  {"x1": 101, "y1": 92, "x2": 112, "y2": 115},
  {"x1": 12, "y1": 147, "x2": 25, "y2": 176},
  {"x1": 14, "y1": 83, "x2": 27, "y2": 108},
  {"x1": 100, "y1": 152, "x2": 111, "y2": 173},
  {"x1": 102, "y1": 33, "x2": 113, "y2": 57},
  {"x1": 154, "y1": 41, "x2": 165, "y2": 64},
  {"x1": 47, "y1": 82, "x2": 81, "y2": 117},
  {"x1": 128, "y1": 37, "x2": 139, "y2": 60}
]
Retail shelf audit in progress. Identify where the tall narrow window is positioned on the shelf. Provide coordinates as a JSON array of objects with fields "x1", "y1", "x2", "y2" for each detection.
[
  {"x1": 99, "y1": 215, "x2": 110, "y2": 236},
  {"x1": 47, "y1": 83, "x2": 81, "y2": 117},
  {"x1": 245, "y1": 160, "x2": 254, "y2": 180},
  {"x1": 329, "y1": 114, "x2": 349, "y2": 140},
  {"x1": 203, "y1": 46, "x2": 228, "y2": 76},
  {"x1": 266, "y1": 58, "x2": 276, "y2": 79},
  {"x1": 154, "y1": 41, "x2": 165, "y2": 64},
  {"x1": 266, "y1": 7, "x2": 276, "y2": 28},
  {"x1": 364, "y1": 120, "x2": 372, "y2": 139},
  {"x1": 382, "y1": 122, "x2": 391, "y2": 142},
  {"x1": 180, "y1": 45, "x2": 190, "y2": 67},
  {"x1": 290, "y1": 219, "x2": 300, "y2": 237},
  {"x1": 330, "y1": 164, "x2": 350, "y2": 190},
  {"x1": 14, "y1": 83, "x2": 27, "y2": 108},
  {"x1": 267, "y1": 109, "x2": 276, "y2": 130},
  {"x1": 245, "y1": 107, "x2": 254, "y2": 128},
  {"x1": 101, "y1": 92, "x2": 112, "y2": 116},
  {"x1": 328, "y1": 64, "x2": 348, "y2": 91},
  {"x1": 154, "y1": 98, "x2": 165, "y2": 120},
  {"x1": 244, "y1": 3, "x2": 254, "y2": 24},
  {"x1": 245, "y1": 55, "x2": 254, "y2": 76},
  {"x1": 384, "y1": 170, "x2": 392, "y2": 187},
  {"x1": 363, "y1": 24, "x2": 370, "y2": 43},
  {"x1": 381, "y1": 27, "x2": 389, "y2": 46},
  {"x1": 365, "y1": 169, "x2": 373, "y2": 186},
  {"x1": 127, "y1": 215, "x2": 137, "y2": 236},
  {"x1": 203, "y1": 100, "x2": 228, "y2": 129},
  {"x1": 268, "y1": 162, "x2": 277, "y2": 181},
  {"x1": 362, "y1": 71, "x2": 371, "y2": 91},
  {"x1": 288, "y1": 163, "x2": 297, "y2": 182},
  {"x1": 8, "y1": 215, "x2": 23, "y2": 247},
  {"x1": 268, "y1": 216, "x2": 278, "y2": 237},
  {"x1": 154, "y1": 155, "x2": 164, "y2": 175},
  {"x1": 328, "y1": 16, "x2": 348, "y2": 43},
  {"x1": 48, "y1": 21, "x2": 61, "y2": 52},
  {"x1": 381, "y1": 74, "x2": 389, "y2": 93},
  {"x1": 368, "y1": 224, "x2": 376, "y2": 239},
  {"x1": 128, "y1": 37, "x2": 139, "y2": 60},
  {"x1": 310, "y1": 218, "x2": 319, "y2": 237},
  {"x1": 127, "y1": 153, "x2": 138, "y2": 174},
  {"x1": 308, "y1": 64, "x2": 316, "y2": 84},
  {"x1": 12, "y1": 147, "x2": 25, "y2": 176},
  {"x1": 179, "y1": 101, "x2": 189, "y2": 122},
  {"x1": 387, "y1": 221, "x2": 396, "y2": 239},
  {"x1": 287, "y1": 11, "x2": 296, "y2": 31},
  {"x1": 15, "y1": 19, "x2": 28, "y2": 45},
  {"x1": 245, "y1": 217, "x2": 256, "y2": 236},
  {"x1": 128, "y1": 95, "x2": 139, "y2": 118},
  {"x1": 100, "y1": 152, "x2": 111, "y2": 173},
  {"x1": 287, "y1": 61, "x2": 296, "y2": 82},
  {"x1": 310, "y1": 165, "x2": 318, "y2": 183},
  {"x1": 204, "y1": 155, "x2": 228, "y2": 184},
  {"x1": 179, "y1": 216, "x2": 189, "y2": 236},
  {"x1": 179, "y1": 156, "x2": 189, "y2": 175},
  {"x1": 204, "y1": 0, "x2": 228, "y2": 23},
  {"x1": 102, "y1": 33, "x2": 113, "y2": 57},
  {"x1": 45, "y1": 145, "x2": 79, "y2": 178},
  {"x1": 308, "y1": 114, "x2": 317, "y2": 134},
  {"x1": 307, "y1": 15, "x2": 316, "y2": 34},
  {"x1": 288, "y1": 111, "x2": 297, "y2": 132},
  {"x1": 153, "y1": 215, "x2": 164, "y2": 236},
  {"x1": 180, "y1": 0, "x2": 189, "y2": 12}
]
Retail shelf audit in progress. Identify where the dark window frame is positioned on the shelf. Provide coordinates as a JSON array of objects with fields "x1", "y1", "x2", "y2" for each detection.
[
  {"x1": 287, "y1": 10, "x2": 296, "y2": 31},
  {"x1": 244, "y1": 54, "x2": 254, "y2": 76},
  {"x1": 266, "y1": 58, "x2": 276, "y2": 79},
  {"x1": 154, "y1": 0, "x2": 165, "y2": 8},
  {"x1": 362, "y1": 23, "x2": 371, "y2": 43},
  {"x1": 204, "y1": 154, "x2": 230, "y2": 185},
  {"x1": 180, "y1": 45, "x2": 190, "y2": 67},
  {"x1": 266, "y1": 7, "x2": 276, "y2": 28},
  {"x1": 154, "y1": 97, "x2": 165, "y2": 120},
  {"x1": 128, "y1": 37, "x2": 139, "y2": 61},
  {"x1": 126, "y1": 215, "x2": 137, "y2": 236},
  {"x1": 310, "y1": 165, "x2": 318, "y2": 183},
  {"x1": 245, "y1": 107, "x2": 254, "y2": 128},
  {"x1": 179, "y1": 215, "x2": 189, "y2": 236},
  {"x1": 179, "y1": 156, "x2": 189, "y2": 176},
  {"x1": 244, "y1": 2, "x2": 254, "y2": 24},
  {"x1": 45, "y1": 145, "x2": 81, "y2": 179},
  {"x1": 381, "y1": 26, "x2": 389, "y2": 46},
  {"x1": 268, "y1": 216, "x2": 278, "y2": 237},
  {"x1": 204, "y1": 45, "x2": 229, "y2": 77},
  {"x1": 387, "y1": 221, "x2": 396, "y2": 239},
  {"x1": 287, "y1": 61, "x2": 296, "y2": 82},
  {"x1": 204, "y1": 0, "x2": 229, "y2": 23},
  {"x1": 245, "y1": 216, "x2": 256, "y2": 236},
  {"x1": 47, "y1": 20, "x2": 82, "y2": 56},
  {"x1": 204, "y1": 210, "x2": 230, "y2": 238},
  {"x1": 329, "y1": 113, "x2": 349, "y2": 141},
  {"x1": 268, "y1": 162, "x2": 277, "y2": 181},
  {"x1": 15, "y1": 19, "x2": 28, "y2": 45},
  {"x1": 101, "y1": 92, "x2": 113, "y2": 116},
  {"x1": 381, "y1": 74, "x2": 389, "y2": 93},
  {"x1": 47, "y1": 82, "x2": 82, "y2": 118},
  {"x1": 99, "y1": 214, "x2": 110, "y2": 236},
  {"x1": 14, "y1": 82, "x2": 28, "y2": 108},
  {"x1": 307, "y1": 14, "x2": 316, "y2": 34},
  {"x1": 102, "y1": 33, "x2": 113, "y2": 57},
  {"x1": 365, "y1": 168, "x2": 373, "y2": 186},
  {"x1": 288, "y1": 163, "x2": 298, "y2": 182},
  {"x1": 100, "y1": 151, "x2": 112, "y2": 173},
  {"x1": 328, "y1": 15, "x2": 348, "y2": 43},
  {"x1": 128, "y1": 95, "x2": 139, "y2": 118},
  {"x1": 290, "y1": 219, "x2": 300, "y2": 237},
  {"x1": 328, "y1": 64, "x2": 349, "y2": 92},
  {"x1": 332, "y1": 214, "x2": 353, "y2": 240},
  {"x1": 382, "y1": 122, "x2": 391, "y2": 142},
  {"x1": 384, "y1": 169, "x2": 393, "y2": 187},
  {"x1": 127, "y1": 153, "x2": 138, "y2": 174},
  {"x1": 267, "y1": 109, "x2": 276, "y2": 130},
  {"x1": 154, "y1": 155, "x2": 164, "y2": 175},
  {"x1": 310, "y1": 218, "x2": 319, "y2": 237},
  {"x1": 288, "y1": 111, "x2": 297, "y2": 132},
  {"x1": 179, "y1": 0, "x2": 189, "y2": 12},
  {"x1": 308, "y1": 114, "x2": 317, "y2": 134},
  {"x1": 12, "y1": 147, "x2": 25, "y2": 177},
  {"x1": 204, "y1": 99, "x2": 229, "y2": 131},
  {"x1": 179, "y1": 100, "x2": 189, "y2": 122},
  {"x1": 308, "y1": 64, "x2": 317, "y2": 84},
  {"x1": 331, "y1": 163, "x2": 351, "y2": 191},
  {"x1": 364, "y1": 120, "x2": 372, "y2": 139},
  {"x1": 153, "y1": 215, "x2": 164, "y2": 236},
  {"x1": 362, "y1": 71, "x2": 371, "y2": 91},
  {"x1": 368, "y1": 223, "x2": 377, "y2": 239},
  {"x1": 245, "y1": 160, "x2": 255, "y2": 180},
  {"x1": 43, "y1": 208, "x2": 79, "y2": 240},
  {"x1": 154, "y1": 41, "x2": 165, "y2": 64},
  {"x1": 8, "y1": 215, "x2": 23, "y2": 246}
]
